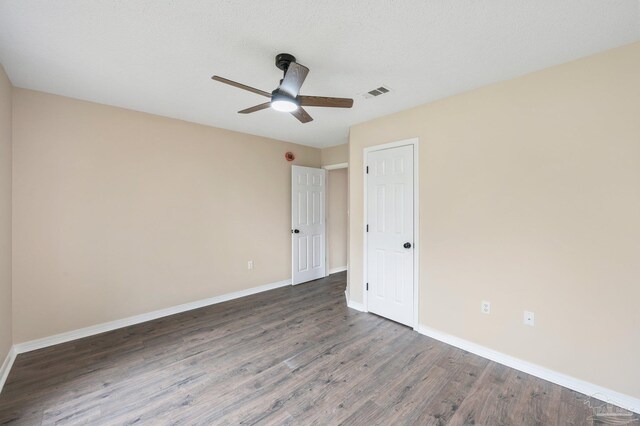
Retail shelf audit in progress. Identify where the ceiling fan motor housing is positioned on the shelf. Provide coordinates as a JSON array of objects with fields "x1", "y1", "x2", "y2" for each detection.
[{"x1": 275, "y1": 53, "x2": 296, "y2": 71}]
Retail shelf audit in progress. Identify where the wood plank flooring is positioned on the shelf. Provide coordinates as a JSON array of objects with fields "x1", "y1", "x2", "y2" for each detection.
[{"x1": 0, "y1": 272, "x2": 636, "y2": 425}]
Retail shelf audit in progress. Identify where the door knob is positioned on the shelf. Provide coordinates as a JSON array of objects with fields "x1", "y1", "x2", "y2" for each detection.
[
  {"x1": 403, "y1": 242, "x2": 412, "y2": 249},
  {"x1": 292, "y1": 229, "x2": 300, "y2": 234}
]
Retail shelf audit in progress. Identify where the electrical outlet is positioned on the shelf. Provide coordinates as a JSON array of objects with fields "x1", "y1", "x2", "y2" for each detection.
[
  {"x1": 481, "y1": 301, "x2": 491, "y2": 314},
  {"x1": 523, "y1": 311, "x2": 535, "y2": 326},
  {"x1": 247, "y1": 260, "x2": 253, "y2": 270}
]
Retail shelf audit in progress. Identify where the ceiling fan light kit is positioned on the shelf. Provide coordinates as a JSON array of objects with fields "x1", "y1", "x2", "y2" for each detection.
[
  {"x1": 212, "y1": 53, "x2": 353, "y2": 123},
  {"x1": 270, "y1": 92, "x2": 299, "y2": 112}
]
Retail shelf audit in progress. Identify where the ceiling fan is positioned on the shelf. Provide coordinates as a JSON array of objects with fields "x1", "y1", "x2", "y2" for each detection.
[{"x1": 211, "y1": 53, "x2": 353, "y2": 123}]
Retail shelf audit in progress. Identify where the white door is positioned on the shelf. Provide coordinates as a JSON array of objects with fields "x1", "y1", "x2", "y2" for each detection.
[
  {"x1": 292, "y1": 165, "x2": 326, "y2": 285},
  {"x1": 366, "y1": 144, "x2": 414, "y2": 326}
]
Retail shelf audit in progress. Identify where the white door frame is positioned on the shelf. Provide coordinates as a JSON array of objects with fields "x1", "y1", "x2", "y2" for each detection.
[
  {"x1": 322, "y1": 162, "x2": 349, "y2": 276},
  {"x1": 363, "y1": 138, "x2": 419, "y2": 330},
  {"x1": 324, "y1": 163, "x2": 348, "y2": 171}
]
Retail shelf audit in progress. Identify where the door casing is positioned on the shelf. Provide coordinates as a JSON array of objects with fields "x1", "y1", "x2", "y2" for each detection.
[{"x1": 363, "y1": 138, "x2": 419, "y2": 329}]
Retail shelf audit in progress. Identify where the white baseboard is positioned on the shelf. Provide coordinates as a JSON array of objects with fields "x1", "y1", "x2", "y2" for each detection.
[
  {"x1": 0, "y1": 346, "x2": 17, "y2": 395},
  {"x1": 329, "y1": 266, "x2": 347, "y2": 274},
  {"x1": 417, "y1": 325, "x2": 640, "y2": 414},
  {"x1": 347, "y1": 300, "x2": 366, "y2": 312},
  {"x1": 9, "y1": 280, "x2": 637, "y2": 415},
  {"x1": 344, "y1": 291, "x2": 366, "y2": 312},
  {"x1": 14, "y1": 279, "x2": 292, "y2": 354}
]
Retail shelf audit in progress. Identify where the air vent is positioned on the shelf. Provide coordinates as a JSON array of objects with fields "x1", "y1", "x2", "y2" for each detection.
[{"x1": 361, "y1": 85, "x2": 392, "y2": 99}]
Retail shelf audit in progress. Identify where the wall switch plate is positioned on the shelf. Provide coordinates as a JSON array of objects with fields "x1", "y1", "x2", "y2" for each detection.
[
  {"x1": 524, "y1": 311, "x2": 535, "y2": 326},
  {"x1": 481, "y1": 301, "x2": 491, "y2": 314},
  {"x1": 247, "y1": 260, "x2": 253, "y2": 270}
]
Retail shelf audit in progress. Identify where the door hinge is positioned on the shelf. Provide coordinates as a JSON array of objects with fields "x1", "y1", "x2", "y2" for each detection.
[
  {"x1": 366, "y1": 224, "x2": 369, "y2": 232},
  {"x1": 366, "y1": 282, "x2": 369, "y2": 291},
  {"x1": 366, "y1": 166, "x2": 369, "y2": 174}
]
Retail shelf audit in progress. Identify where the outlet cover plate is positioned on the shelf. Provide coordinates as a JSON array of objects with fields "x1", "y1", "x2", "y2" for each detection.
[{"x1": 524, "y1": 311, "x2": 535, "y2": 326}]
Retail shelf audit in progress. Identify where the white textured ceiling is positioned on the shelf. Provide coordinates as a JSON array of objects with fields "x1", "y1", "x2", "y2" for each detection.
[{"x1": 0, "y1": 1, "x2": 638, "y2": 148}]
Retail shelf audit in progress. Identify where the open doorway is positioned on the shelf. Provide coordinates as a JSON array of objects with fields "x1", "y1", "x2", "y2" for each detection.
[{"x1": 325, "y1": 165, "x2": 348, "y2": 275}]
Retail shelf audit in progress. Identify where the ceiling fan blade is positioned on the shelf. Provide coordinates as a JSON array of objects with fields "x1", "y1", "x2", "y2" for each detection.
[
  {"x1": 279, "y1": 62, "x2": 309, "y2": 98},
  {"x1": 299, "y1": 96, "x2": 354, "y2": 108},
  {"x1": 291, "y1": 107, "x2": 313, "y2": 123},
  {"x1": 211, "y1": 76, "x2": 270, "y2": 98},
  {"x1": 238, "y1": 102, "x2": 271, "y2": 114}
]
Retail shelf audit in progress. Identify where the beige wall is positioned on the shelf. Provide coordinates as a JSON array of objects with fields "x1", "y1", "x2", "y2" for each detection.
[
  {"x1": 321, "y1": 144, "x2": 348, "y2": 166},
  {"x1": 12, "y1": 89, "x2": 320, "y2": 342},
  {"x1": 349, "y1": 42, "x2": 640, "y2": 399},
  {"x1": 0, "y1": 65, "x2": 11, "y2": 361},
  {"x1": 328, "y1": 168, "x2": 348, "y2": 271}
]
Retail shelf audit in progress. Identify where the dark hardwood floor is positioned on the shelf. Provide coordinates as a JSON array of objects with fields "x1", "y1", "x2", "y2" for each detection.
[{"x1": 0, "y1": 272, "x2": 635, "y2": 425}]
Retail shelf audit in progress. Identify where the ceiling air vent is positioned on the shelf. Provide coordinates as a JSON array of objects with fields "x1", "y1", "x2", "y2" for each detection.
[{"x1": 361, "y1": 85, "x2": 392, "y2": 99}]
